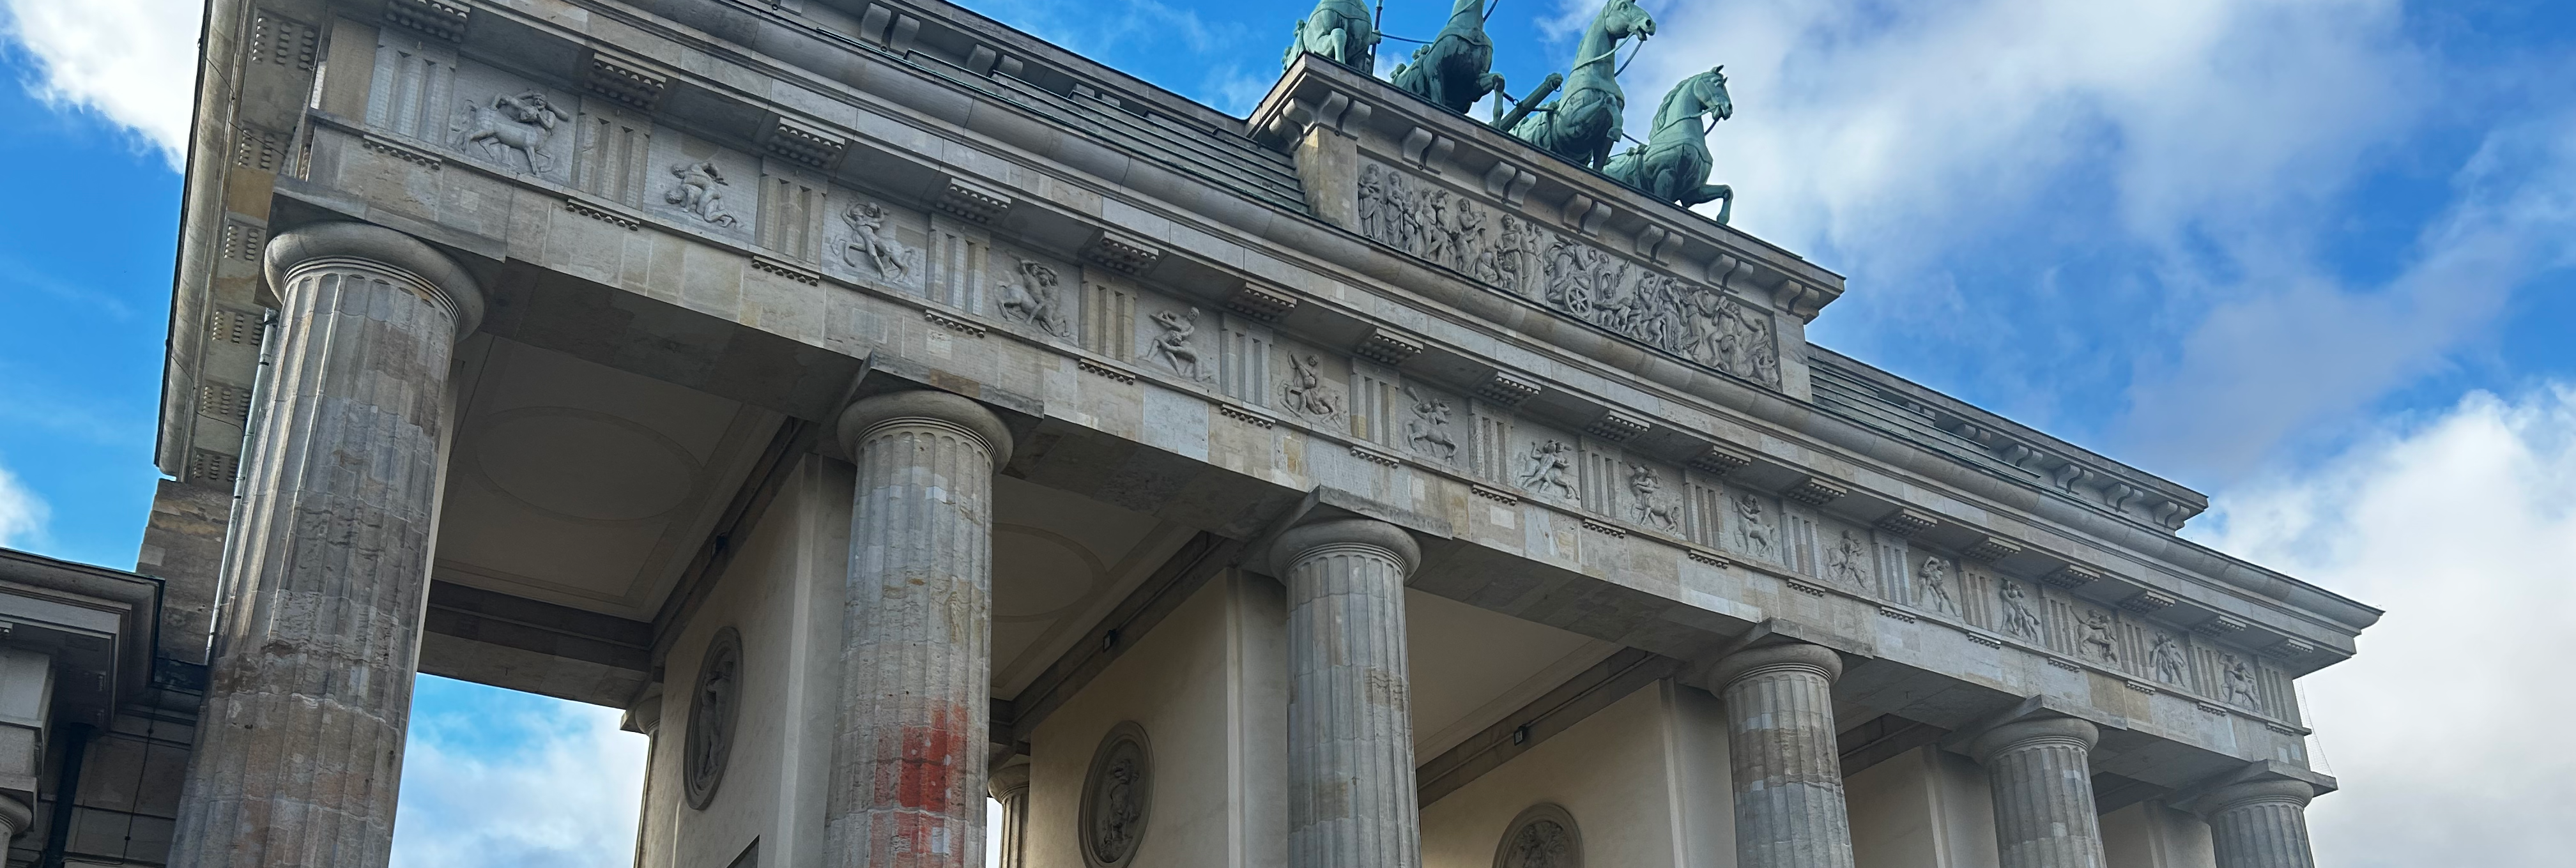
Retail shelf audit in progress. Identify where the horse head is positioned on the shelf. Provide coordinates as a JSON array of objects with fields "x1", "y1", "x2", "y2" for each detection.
[
  {"x1": 1600, "y1": 0, "x2": 1656, "y2": 43},
  {"x1": 1692, "y1": 66, "x2": 1732, "y2": 122}
]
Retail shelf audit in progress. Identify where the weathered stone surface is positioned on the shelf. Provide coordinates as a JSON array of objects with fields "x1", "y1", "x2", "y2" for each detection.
[
  {"x1": 1273, "y1": 519, "x2": 1423, "y2": 868},
  {"x1": 2201, "y1": 780, "x2": 2317, "y2": 868},
  {"x1": 167, "y1": 222, "x2": 480, "y2": 868},
  {"x1": 1970, "y1": 717, "x2": 2110, "y2": 868},
  {"x1": 826, "y1": 390, "x2": 1013, "y2": 868},
  {"x1": 1705, "y1": 643, "x2": 1857, "y2": 868}
]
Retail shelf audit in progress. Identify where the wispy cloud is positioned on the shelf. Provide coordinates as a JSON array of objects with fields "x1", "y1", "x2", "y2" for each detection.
[
  {"x1": 0, "y1": 459, "x2": 47, "y2": 549},
  {"x1": 0, "y1": 0, "x2": 203, "y2": 166},
  {"x1": 1607, "y1": 0, "x2": 2573, "y2": 482},
  {"x1": 391, "y1": 677, "x2": 648, "y2": 868},
  {"x1": 2190, "y1": 383, "x2": 2576, "y2": 865}
]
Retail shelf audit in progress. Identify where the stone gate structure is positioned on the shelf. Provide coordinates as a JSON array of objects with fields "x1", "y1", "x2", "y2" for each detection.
[{"x1": 42, "y1": 0, "x2": 2384, "y2": 867}]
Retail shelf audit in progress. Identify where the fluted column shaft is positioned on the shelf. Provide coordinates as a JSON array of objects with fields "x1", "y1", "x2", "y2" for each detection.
[
  {"x1": 825, "y1": 391, "x2": 1013, "y2": 868},
  {"x1": 2203, "y1": 780, "x2": 2317, "y2": 868},
  {"x1": 986, "y1": 763, "x2": 1032, "y2": 868},
  {"x1": 1706, "y1": 643, "x2": 1857, "y2": 868},
  {"x1": 1970, "y1": 717, "x2": 2108, "y2": 868},
  {"x1": 1273, "y1": 519, "x2": 1423, "y2": 868},
  {"x1": 170, "y1": 223, "x2": 482, "y2": 868}
]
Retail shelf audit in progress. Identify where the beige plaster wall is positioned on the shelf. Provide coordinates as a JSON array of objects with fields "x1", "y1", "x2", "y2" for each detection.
[
  {"x1": 1846, "y1": 747, "x2": 2000, "y2": 868},
  {"x1": 1419, "y1": 680, "x2": 1732, "y2": 868},
  {"x1": 1025, "y1": 571, "x2": 1288, "y2": 868},
  {"x1": 2099, "y1": 800, "x2": 2216, "y2": 868},
  {"x1": 640, "y1": 455, "x2": 855, "y2": 868}
]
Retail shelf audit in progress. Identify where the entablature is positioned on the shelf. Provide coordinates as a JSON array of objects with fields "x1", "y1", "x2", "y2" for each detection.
[{"x1": 212, "y1": 0, "x2": 2371, "y2": 684}]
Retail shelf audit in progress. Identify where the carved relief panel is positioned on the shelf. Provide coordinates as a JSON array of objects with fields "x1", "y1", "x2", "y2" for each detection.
[
  {"x1": 1621, "y1": 461, "x2": 1685, "y2": 535},
  {"x1": 645, "y1": 128, "x2": 758, "y2": 241},
  {"x1": 1727, "y1": 489, "x2": 1783, "y2": 565},
  {"x1": 1080, "y1": 722, "x2": 1151, "y2": 868},
  {"x1": 985, "y1": 241, "x2": 1078, "y2": 344},
  {"x1": 820, "y1": 192, "x2": 930, "y2": 293},
  {"x1": 1356, "y1": 161, "x2": 1786, "y2": 392},
  {"x1": 1275, "y1": 339, "x2": 1350, "y2": 429},
  {"x1": 1913, "y1": 553, "x2": 1961, "y2": 617},
  {"x1": 1396, "y1": 383, "x2": 1466, "y2": 467},
  {"x1": 446, "y1": 61, "x2": 578, "y2": 185},
  {"x1": 1494, "y1": 802, "x2": 1582, "y2": 868},
  {"x1": 1133, "y1": 294, "x2": 1216, "y2": 385},
  {"x1": 1507, "y1": 423, "x2": 1583, "y2": 507}
]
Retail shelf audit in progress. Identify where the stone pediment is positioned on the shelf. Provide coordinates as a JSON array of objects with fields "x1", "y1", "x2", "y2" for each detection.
[{"x1": 1250, "y1": 56, "x2": 1844, "y2": 400}]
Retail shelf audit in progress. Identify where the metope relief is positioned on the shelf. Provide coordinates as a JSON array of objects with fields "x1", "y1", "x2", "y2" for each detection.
[
  {"x1": 2220, "y1": 654, "x2": 2261, "y2": 710},
  {"x1": 2149, "y1": 632, "x2": 2187, "y2": 686},
  {"x1": 1627, "y1": 464, "x2": 1682, "y2": 533},
  {"x1": 684, "y1": 627, "x2": 742, "y2": 811},
  {"x1": 1401, "y1": 385, "x2": 1462, "y2": 462},
  {"x1": 1279, "y1": 349, "x2": 1347, "y2": 425},
  {"x1": 452, "y1": 91, "x2": 565, "y2": 175},
  {"x1": 1997, "y1": 580, "x2": 2043, "y2": 642},
  {"x1": 1358, "y1": 162, "x2": 1783, "y2": 390},
  {"x1": 1732, "y1": 491, "x2": 1776, "y2": 562},
  {"x1": 999, "y1": 257, "x2": 1076, "y2": 340},
  {"x1": 836, "y1": 200, "x2": 923, "y2": 288},
  {"x1": 2078, "y1": 609, "x2": 2118, "y2": 664},
  {"x1": 1142, "y1": 306, "x2": 1215, "y2": 383},
  {"x1": 1825, "y1": 529, "x2": 1868, "y2": 586},
  {"x1": 1917, "y1": 556, "x2": 1958, "y2": 615},
  {"x1": 664, "y1": 160, "x2": 742, "y2": 227},
  {"x1": 1516, "y1": 438, "x2": 1579, "y2": 505}
]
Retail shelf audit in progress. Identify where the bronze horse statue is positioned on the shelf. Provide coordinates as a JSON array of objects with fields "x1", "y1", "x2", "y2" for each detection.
[
  {"x1": 1605, "y1": 66, "x2": 1735, "y2": 223},
  {"x1": 1390, "y1": 0, "x2": 1507, "y2": 115},
  {"x1": 1501, "y1": 0, "x2": 1655, "y2": 170},
  {"x1": 1284, "y1": 0, "x2": 1378, "y2": 72}
]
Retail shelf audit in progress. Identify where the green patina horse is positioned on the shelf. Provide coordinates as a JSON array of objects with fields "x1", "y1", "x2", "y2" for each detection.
[
  {"x1": 1501, "y1": 0, "x2": 1655, "y2": 170},
  {"x1": 1390, "y1": 0, "x2": 1506, "y2": 116},
  {"x1": 1283, "y1": 0, "x2": 1379, "y2": 72},
  {"x1": 1604, "y1": 66, "x2": 1735, "y2": 223}
]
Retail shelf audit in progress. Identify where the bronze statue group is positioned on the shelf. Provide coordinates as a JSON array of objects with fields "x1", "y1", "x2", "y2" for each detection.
[{"x1": 1288, "y1": 0, "x2": 1736, "y2": 224}]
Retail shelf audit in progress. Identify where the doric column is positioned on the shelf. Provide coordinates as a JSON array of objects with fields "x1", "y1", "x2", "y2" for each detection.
[
  {"x1": 1968, "y1": 717, "x2": 2108, "y2": 868},
  {"x1": 169, "y1": 222, "x2": 483, "y2": 868},
  {"x1": 2201, "y1": 780, "x2": 2317, "y2": 868},
  {"x1": 986, "y1": 761, "x2": 1032, "y2": 868},
  {"x1": 1705, "y1": 643, "x2": 1857, "y2": 868},
  {"x1": 1271, "y1": 519, "x2": 1423, "y2": 868},
  {"x1": 825, "y1": 391, "x2": 1013, "y2": 868}
]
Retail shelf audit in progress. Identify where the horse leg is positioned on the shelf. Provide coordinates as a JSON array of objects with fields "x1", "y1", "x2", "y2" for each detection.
[{"x1": 1703, "y1": 185, "x2": 1733, "y2": 225}]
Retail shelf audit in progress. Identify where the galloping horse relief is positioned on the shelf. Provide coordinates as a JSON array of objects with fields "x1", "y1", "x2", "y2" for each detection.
[
  {"x1": 1390, "y1": 0, "x2": 1508, "y2": 116},
  {"x1": 1500, "y1": 0, "x2": 1655, "y2": 170},
  {"x1": 1285, "y1": 0, "x2": 1379, "y2": 71},
  {"x1": 1604, "y1": 67, "x2": 1736, "y2": 222}
]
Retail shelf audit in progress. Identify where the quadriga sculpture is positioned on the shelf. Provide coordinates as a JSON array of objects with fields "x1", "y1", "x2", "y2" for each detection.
[
  {"x1": 1604, "y1": 66, "x2": 1735, "y2": 223},
  {"x1": 1284, "y1": 0, "x2": 1379, "y2": 72},
  {"x1": 1390, "y1": 0, "x2": 1508, "y2": 116},
  {"x1": 1500, "y1": 0, "x2": 1654, "y2": 170}
]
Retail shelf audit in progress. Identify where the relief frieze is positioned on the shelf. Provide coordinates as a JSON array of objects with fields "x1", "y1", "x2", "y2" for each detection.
[{"x1": 1358, "y1": 162, "x2": 1782, "y2": 390}]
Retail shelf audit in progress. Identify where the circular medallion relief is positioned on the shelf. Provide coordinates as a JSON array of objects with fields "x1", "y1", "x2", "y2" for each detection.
[
  {"x1": 1079, "y1": 722, "x2": 1153, "y2": 868},
  {"x1": 684, "y1": 627, "x2": 743, "y2": 810},
  {"x1": 1494, "y1": 803, "x2": 1582, "y2": 868}
]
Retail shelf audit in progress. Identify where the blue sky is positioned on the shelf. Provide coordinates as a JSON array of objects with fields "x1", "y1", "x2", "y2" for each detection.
[{"x1": 1, "y1": 1, "x2": 2572, "y2": 866}]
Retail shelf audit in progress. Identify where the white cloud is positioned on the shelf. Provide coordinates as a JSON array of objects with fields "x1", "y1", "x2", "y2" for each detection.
[
  {"x1": 0, "y1": 0, "x2": 204, "y2": 165},
  {"x1": 1604, "y1": 0, "x2": 2575, "y2": 479},
  {"x1": 391, "y1": 689, "x2": 649, "y2": 868},
  {"x1": 0, "y1": 461, "x2": 46, "y2": 548},
  {"x1": 2189, "y1": 385, "x2": 2576, "y2": 866}
]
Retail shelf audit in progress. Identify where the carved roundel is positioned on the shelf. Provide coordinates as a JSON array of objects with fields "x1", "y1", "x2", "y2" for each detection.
[
  {"x1": 1493, "y1": 802, "x2": 1582, "y2": 868},
  {"x1": 684, "y1": 626, "x2": 744, "y2": 811},
  {"x1": 1079, "y1": 722, "x2": 1153, "y2": 868}
]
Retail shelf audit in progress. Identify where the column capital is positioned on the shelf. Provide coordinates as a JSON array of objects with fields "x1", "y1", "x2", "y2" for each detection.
[
  {"x1": 264, "y1": 221, "x2": 485, "y2": 338},
  {"x1": 836, "y1": 390, "x2": 1015, "y2": 466},
  {"x1": 986, "y1": 760, "x2": 1032, "y2": 802},
  {"x1": 2198, "y1": 779, "x2": 2315, "y2": 814},
  {"x1": 1966, "y1": 715, "x2": 2099, "y2": 765},
  {"x1": 1268, "y1": 517, "x2": 1421, "y2": 577},
  {"x1": 1702, "y1": 641, "x2": 1843, "y2": 690}
]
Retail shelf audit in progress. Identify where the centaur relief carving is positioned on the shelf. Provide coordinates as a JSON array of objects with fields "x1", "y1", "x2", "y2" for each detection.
[{"x1": 1358, "y1": 162, "x2": 1781, "y2": 389}]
